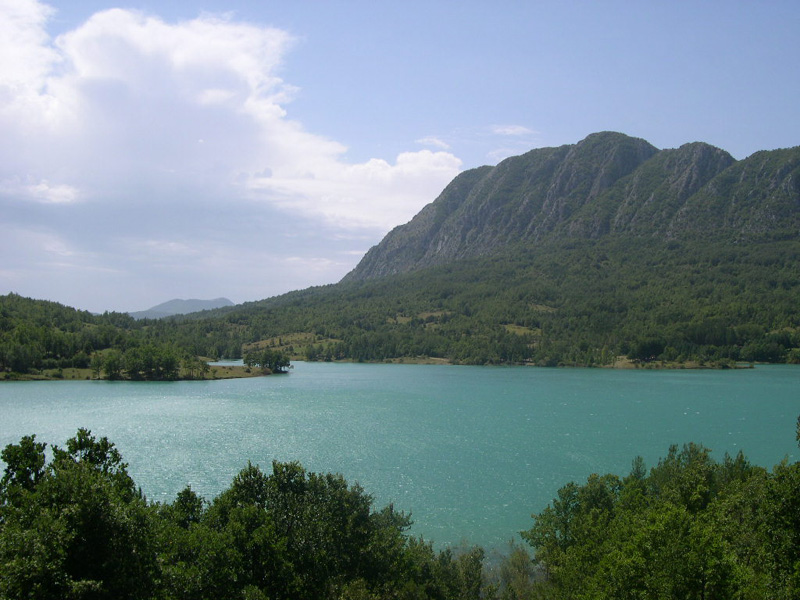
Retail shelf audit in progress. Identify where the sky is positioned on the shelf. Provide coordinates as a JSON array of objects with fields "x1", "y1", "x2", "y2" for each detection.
[{"x1": 1, "y1": 1, "x2": 798, "y2": 313}]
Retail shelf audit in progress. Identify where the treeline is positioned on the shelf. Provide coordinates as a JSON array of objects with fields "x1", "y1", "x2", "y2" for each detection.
[
  {"x1": 524, "y1": 440, "x2": 800, "y2": 599},
  {"x1": 2, "y1": 426, "x2": 799, "y2": 599},
  {"x1": 165, "y1": 237, "x2": 800, "y2": 367},
  {"x1": 4, "y1": 236, "x2": 800, "y2": 371},
  {"x1": 91, "y1": 344, "x2": 210, "y2": 381},
  {"x1": 0, "y1": 429, "x2": 491, "y2": 600},
  {"x1": 243, "y1": 349, "x2": 291, "y2": 374},
  {"x1": 0, "y1": 294, "x2": 130, "y2": 374},
  {"x1": 0, "y1": 294, "x2": 229, "y2": 379}
]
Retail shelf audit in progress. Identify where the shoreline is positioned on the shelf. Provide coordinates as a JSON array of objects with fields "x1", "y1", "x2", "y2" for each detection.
[
  {"x1": 1, "y1": 364, "x2": 270, "y2": 382},
  {"x1": 2, "y1": 357, "x2": 763, "y2": 381},
  {"x1": 301, "y1": 356, "x2": 757, "y2": 369}
]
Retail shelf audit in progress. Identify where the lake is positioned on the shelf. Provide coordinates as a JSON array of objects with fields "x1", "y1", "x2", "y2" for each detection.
[{"x1": 1, "y1": 362, "x2": 798, "y2": 550}]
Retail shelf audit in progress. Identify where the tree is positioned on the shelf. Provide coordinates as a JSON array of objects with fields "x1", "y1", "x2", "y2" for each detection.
[
  {"x1": 102, "y1": 349, "x2": 123, "y2": 380},
  {"x1": 90, "y1": 352, "x2": 103, "y2": 379},
  {"x1": 796, "y1": 414, "x2": 800, "y2": 448},
  {"x1": 0, "y1": 430, "x2": 158, "y2": 600},
  {"x1": 244, "y1": 349, "x2": 291, "y2": 373},
  {"x1": 0, "y1": 434, "x2": 46, "y2": 502},
  {"x1": 0, "y1": 436, "x2": 46, "y2": 491},
  {"x1": 521, "y1": 428, "x2": 800, "y2": 599}
]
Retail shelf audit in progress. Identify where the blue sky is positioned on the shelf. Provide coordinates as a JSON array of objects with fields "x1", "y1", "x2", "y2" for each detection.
[{"x1": 1, "y1": 0, "x2": 798, "y2": 313}]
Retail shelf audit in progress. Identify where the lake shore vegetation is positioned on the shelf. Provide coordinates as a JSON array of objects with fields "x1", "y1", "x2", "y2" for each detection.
[
  {"x1": 3, "y1": 237, "x2": 800, "y2": 379},
  {"x1": 0, "y1": 293, "x2": 290, "y2": 381}
]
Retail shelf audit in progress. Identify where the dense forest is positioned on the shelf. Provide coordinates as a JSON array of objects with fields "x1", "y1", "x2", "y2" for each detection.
[
  {"x1": 1, "y1": 425, "x2": 798, "y2": 599},
  {"x1": 0, "y1": 293, "x2": 287, "y2": 380},
  {"x1": 2, "y1": 236, "x2": 800, "y2": 374},
  {"x1": 190, "y1": 237, "x2": 800, "y2": 367}
]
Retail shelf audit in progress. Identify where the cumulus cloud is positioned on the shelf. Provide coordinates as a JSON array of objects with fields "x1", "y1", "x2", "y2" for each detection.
[
  {"x1": 0, "y1": 1, "x2": 463, "y2": 309},
  {"x1": 0, "y1": 0, "x2": 460, "y2": 225},
  {"x1": 0, "y1": 177, "x2": 79, "y2": 203},
  {"x1": 247, "y1": 149, "x2": 461, "y2": 230},
  {"x1": 0, "y1": 0, "x2": 59, "y2": 109}
]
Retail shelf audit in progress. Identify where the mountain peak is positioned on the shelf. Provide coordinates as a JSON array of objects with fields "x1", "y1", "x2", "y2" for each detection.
[{"x1": 344, "y1": 132, "x2": 798, "y2": 282}]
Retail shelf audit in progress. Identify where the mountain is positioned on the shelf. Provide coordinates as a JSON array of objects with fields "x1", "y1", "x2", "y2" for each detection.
[
  {"x1": 129, "y1": 297, "x2": 234, "y2": 320},
  {"x1": 344, "y1": 132, "x2": 798, "y2": 282},
  {"x1": 9, "y1": 132, "x2": 796, "y2": 371}
]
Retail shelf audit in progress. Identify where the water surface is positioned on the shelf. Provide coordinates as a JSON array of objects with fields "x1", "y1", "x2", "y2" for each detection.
[{"x1": 1, "y1": 362, "x2": 797, "y2": 549}]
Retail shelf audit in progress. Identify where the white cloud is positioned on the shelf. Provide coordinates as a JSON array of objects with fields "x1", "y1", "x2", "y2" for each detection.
[
  {"x1": 28, "y1": 180, "x2": 79, "y2": 203},
  {"x1": 133, "y1": 239, "x2": 201, "y2": 260},
  {"x1": 416, "y1": 135, "x2": 451, "y2": 150},
  {"x1": 0, "y1": 177, "x2": 79, "y2": 203},
  {"x1": 491, "y1": 124, "x2": 537, "y2": 136},
  {"x1": 487, "y1": 147, "x2": 521, "y2": 163},
  {"x1": 246, "y1": 149, "x2": 461, "y2": 230},
  {"x1": 0, "y1": 1, "x2": 460, "y2": 229},
  {"x1": 0, "y1": 0, "x2": 59, "y2": 112},
  {"x1": 0, "y1": 1, "x2": 465, "y2": 310},
  {"x1": 1, "y1": 225, "x2": 93, "y2": 267}
]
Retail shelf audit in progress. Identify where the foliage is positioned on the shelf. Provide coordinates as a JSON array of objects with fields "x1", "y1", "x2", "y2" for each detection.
[
  {"x1": 144, "y1": 236, "x2": 800, "y2": 367},
  {"x1": 2, "y1": 135, "x2": 798, "y2": 372},
  {"x1": 0, "y1": 293, "x2": 287, "y2": 379},
  {"x1": 243, "y1": 349, "x2": 291, "y2": 373},
  {"x1": 521, "y1": 443, "x2": 800, "y2": 599},
  {"x1": 2, "y1": 424, "x2": 800, "y2": 598},
  {"x1": 1, "y1": 430, "x2": 489, "y2": 600},
  {"x1": 0, "y1": 429, "x2": 156, "y2": 599}
]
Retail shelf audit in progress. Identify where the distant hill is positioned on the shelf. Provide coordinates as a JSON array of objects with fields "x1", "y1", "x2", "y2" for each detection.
[
  {"x1": 344, "y1": 131, "x2": 799, "y2": 281},
  {"x1": 129, "y1": 297, "x2": 234, "y2": 320}
]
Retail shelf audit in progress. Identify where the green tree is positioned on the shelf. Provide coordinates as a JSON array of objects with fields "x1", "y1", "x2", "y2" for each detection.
[
  {"x1": 522, "y1": 429, "x2": 800, "y2": 599},
  {"x1": 0, "y1": 430, "x2": 158, "y2": 600},
  {"x1": 102, "y1": 349, "x2": 123, "y2": 380},
  {"x1": 0, "y1": 435, "x2": 46, "y2": 502},
  {"x1": 90, "y1": 352, "x2": 103, "y2": 379},
  {"x1": 244, "y1": 349, "x2": 292, "y2": 373}
]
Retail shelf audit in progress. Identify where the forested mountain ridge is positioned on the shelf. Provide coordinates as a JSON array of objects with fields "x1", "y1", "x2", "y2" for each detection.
[
  {"x1": 344, "y1": 132, "x2": 798, "y2": 281},
  {"x1": 3, "y1": 133, "x2": 800, "y2": 370}
]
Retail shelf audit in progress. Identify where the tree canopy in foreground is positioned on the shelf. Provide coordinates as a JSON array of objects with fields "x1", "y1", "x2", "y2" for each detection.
[{"x1": 1, "y1": 423, "x2": 798, "y2": 599}]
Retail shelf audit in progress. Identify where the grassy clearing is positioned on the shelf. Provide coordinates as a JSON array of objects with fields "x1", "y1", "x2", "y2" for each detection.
[
  {"x1": 529, "y1": 303, "x2": 557, "y2": 313},
  {"x1": 504, "y1": 324, "x2": 540, "y2": 336},
  {"x1": 207, "y1": 365, "x2": 266, "y2": 379},
  {"x1": 243, "y1": 332, "x2": 328, "y2": 356}
]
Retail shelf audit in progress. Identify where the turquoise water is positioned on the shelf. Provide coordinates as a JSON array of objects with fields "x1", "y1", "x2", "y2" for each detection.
[{"x1": 1, "y1": 362, "x2": 798, "y2": 549}]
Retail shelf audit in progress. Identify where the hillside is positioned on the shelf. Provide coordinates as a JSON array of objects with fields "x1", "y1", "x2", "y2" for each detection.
[
  {"x1": 0, "y1": 294, "x2": 256, "y2": 379},
  {"x1": 3, "y1": 132, "x2": 799, "y2": 369},
  {"x1": 180, "y1": 235, "x2": 797, "y2": 367},
  {"x1": 188, "y1": 132, "x2": 798, "y2": 367},
  {"x1": 344, "y1": 132, "x2": 798, "y2": 281},
  {"x1": 129, "y1": 297, "x2": 234, "y2": 320}
]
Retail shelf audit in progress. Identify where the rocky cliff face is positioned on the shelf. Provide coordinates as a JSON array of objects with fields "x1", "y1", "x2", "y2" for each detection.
[{"x1": 343, "y1": 132, "x2": 799, "y2": 282}]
